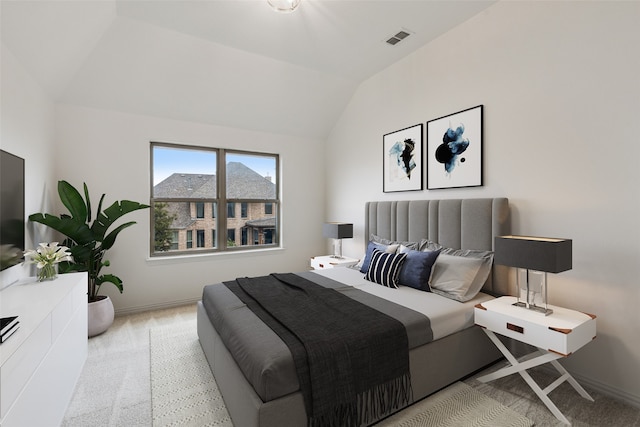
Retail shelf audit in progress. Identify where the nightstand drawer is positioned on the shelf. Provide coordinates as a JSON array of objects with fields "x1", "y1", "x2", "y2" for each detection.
[
  {"x1": 475, "y1": 296, "x2": 596, "y2": 356},
  {"x1": 310, "y1": 256, "x2": 358, "y2": 270}
]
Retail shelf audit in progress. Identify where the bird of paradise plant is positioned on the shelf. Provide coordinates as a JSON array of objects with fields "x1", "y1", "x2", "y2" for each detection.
[{"x1": 29, "y1": 181, "x2": 149, "y2": 302}]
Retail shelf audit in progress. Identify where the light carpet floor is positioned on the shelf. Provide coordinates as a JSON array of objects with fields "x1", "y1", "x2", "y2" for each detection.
[
  {"x1": 149, "y1": 322, "x2": 532, "y2": 427},
  {"x1": 63, "y1": 303, "x2": 640, "y2": 427},
  {"x1": 150, "y1": 320, "x2": 232, "y2": 426}
]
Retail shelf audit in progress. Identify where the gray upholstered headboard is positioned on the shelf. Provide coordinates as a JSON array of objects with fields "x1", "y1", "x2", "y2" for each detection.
[{"x1": 364, "y1": 198, "x2": 510, "y2": 295}]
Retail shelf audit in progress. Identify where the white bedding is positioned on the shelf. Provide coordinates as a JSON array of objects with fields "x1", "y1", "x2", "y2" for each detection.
[{"x1": 311, "y1": 267, "x2": 493, "y2": 340}]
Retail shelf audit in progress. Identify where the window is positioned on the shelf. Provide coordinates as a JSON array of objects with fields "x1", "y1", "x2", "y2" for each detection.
[
  {"x1": 150, "y1": 142, "x2": 279, "y2": 256},
  {"x1": 171, "y1": 231, "x2": 179, "y2": 250}
]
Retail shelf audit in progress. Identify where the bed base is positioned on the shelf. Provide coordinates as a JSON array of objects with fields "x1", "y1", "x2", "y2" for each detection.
[{"x1": 197, "y1": 301, "x2": 502, "y2": 427}]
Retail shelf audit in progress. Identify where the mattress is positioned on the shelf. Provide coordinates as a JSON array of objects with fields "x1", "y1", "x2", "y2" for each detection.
[{"x1": 201, "y1": 268, "x2": 493, "y2": 405}]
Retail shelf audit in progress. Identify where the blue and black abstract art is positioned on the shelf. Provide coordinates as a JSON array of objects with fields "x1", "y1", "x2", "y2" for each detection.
[
  {"x1": 435, "y1": 123, "x2": 469, "y2": 174},
  {"x1": 389, "y1": 138, "x2": 416, "y2": 179}
]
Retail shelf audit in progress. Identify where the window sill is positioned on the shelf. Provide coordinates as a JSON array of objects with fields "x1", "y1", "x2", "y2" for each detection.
[{"x1": 146, "y1": 246, "x2": 285, "y2": 266}]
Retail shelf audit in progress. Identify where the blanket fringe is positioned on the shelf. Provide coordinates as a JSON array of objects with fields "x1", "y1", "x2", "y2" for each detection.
[{"x1": 309, "y1": 373, "x2": 412, "y2": 427}]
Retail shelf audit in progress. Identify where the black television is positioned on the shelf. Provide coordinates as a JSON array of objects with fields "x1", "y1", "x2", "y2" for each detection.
[{"x1": 0, "y1": 149, "x2": 25, "y2": 271}]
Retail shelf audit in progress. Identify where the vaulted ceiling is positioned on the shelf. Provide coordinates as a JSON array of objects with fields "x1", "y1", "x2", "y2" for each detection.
[{"x1": 1, "y1": 0, "x2": 495, "y2": 139}]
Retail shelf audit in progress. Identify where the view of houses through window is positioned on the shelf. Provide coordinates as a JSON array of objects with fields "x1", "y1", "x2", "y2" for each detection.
[{"x1": 151, "y1": 143, "x2": 279, "y2": 256}]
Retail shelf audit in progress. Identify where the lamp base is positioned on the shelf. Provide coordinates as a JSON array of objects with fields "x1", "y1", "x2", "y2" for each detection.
[
  {"x1": 513, "y1": 301, "x2": 553, "y2": 316},
  {"x1": 332, "y1": 238, "x2": 343, "y2": 259}
]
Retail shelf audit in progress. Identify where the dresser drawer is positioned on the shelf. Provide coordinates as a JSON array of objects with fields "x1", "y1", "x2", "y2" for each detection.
[
  {"x1": 0, "y1": 315, "x2": 52, "y2": 418},
  {"x1": 52, "y1": 278, "x2": 86, "y2": 341}
]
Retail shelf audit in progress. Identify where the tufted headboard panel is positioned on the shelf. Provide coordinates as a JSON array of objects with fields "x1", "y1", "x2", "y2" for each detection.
[{"x1": 364, "y1": 198, "x2": 510, "y2": 294}]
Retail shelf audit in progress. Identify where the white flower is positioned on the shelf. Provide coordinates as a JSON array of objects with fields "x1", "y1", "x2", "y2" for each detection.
[{"x1": 24, "y1": 242, "x2": 73, "y2": 268}]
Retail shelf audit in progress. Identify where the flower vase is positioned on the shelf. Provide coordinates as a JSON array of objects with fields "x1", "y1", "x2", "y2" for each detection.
[{"x1": 37, "y1": 263, "x2": 58, "y2": 281}]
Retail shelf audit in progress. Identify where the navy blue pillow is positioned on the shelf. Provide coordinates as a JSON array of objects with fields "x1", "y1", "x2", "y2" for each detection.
[
  {"x1": 364, "y1": 249, "x2": 407, "y2": 289},
  {"x1": 360, "y1": 241, "x2": 393, "y2": 273},
  {"x1": 398, "y1": 249, "x2": 441, "y2": 291}
]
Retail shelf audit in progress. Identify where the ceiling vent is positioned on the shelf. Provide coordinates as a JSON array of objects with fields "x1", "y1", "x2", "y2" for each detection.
[{"x1": 385, "y1": 30, "x2": 412, "y2": 46}]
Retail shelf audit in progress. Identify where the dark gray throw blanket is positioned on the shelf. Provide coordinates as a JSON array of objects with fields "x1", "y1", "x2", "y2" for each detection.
[{"x1": 223, "y1": 273, "x2": 412, "y2": 427}]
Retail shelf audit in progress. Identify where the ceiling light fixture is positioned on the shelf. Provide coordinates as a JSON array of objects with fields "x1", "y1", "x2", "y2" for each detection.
[{"x1": 268, "y1": 0, "x2": 301, "y2": 13}]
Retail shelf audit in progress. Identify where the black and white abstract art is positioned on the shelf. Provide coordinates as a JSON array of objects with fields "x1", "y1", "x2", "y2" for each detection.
[
  {"x1": 383, "y1": 123, "x2": 423, "y2": 192},
  {"x1": 427, "y1": 105, "x2": 483, "y2": 190}
]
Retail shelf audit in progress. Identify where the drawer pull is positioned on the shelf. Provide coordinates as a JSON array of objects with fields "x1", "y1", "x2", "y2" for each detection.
[{"x1": 506, "y1": 322, "x2": 524, "y2": 334}]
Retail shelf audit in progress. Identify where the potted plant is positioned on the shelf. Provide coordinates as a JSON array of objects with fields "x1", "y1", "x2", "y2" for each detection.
[{"x1": 29, "y1": 180, "x2": 149, "y2": 336}]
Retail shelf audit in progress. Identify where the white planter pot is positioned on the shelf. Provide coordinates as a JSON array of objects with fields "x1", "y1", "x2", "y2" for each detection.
[{"x1": 88, "y1": 296, "x2": 115, "y2": 337}]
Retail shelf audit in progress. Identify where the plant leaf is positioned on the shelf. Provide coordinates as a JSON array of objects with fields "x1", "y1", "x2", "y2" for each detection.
[
  {"x1": 92, "y1": 200, "x2": 149, "y2": 241},
  {"x1": 58, "y1": 181, "x2": 87, "y2": 221},
  {"x1": 28, "y1": 213, "x2": 94, "y2": 245},
  {"x1": 102, "y1": 221, "x2": 136, "y2": 251},
  {"x1": 97, "y1": 274, "x2": 123, "y2": 293},
  {"x1": 83, "y1": 183, "x2": 92, "y2": 223}
]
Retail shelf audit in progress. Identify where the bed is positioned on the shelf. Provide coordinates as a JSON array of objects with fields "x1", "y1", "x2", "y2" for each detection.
[{"x1": 197, "y1": 198, "x2": 510, "y2": 426}]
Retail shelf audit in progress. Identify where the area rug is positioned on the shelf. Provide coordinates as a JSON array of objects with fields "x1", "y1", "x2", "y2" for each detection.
[
  {"x1": 150, "y1": 322, "x2": 533, "y2": 427},
  {"x1": 150, "y1": 321, "x2": 233, "y2": 427},
  {"x1": 375, "y1": 381, "x2": 534, "y2": 427}
]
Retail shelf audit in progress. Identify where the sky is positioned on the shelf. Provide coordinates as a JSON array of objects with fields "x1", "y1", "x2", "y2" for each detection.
[{"x1": 152, "y1": 146, "x2": 276, "y2": 185}]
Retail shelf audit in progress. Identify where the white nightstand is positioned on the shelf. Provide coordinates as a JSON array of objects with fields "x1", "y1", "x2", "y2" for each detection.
[
  {"x1": 474, "y1": 296, "x2": 596, "y2": 425},
  {"x1": 310, "y1": 255, "x2": 359, "y2": 270}
]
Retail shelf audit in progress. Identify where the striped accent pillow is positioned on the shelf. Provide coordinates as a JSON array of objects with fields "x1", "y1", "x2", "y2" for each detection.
[{"x1": 364, "y1": 249, "x2": 408, "y2": 289}]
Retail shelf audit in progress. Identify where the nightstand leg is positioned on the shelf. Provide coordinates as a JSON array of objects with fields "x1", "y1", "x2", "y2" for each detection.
[
  {"x1": 548, "y1": 359, "x2": 594, "y2": 401},
  {"x1": 477, "y1": 329, "x2": 591, "y2": 425}
]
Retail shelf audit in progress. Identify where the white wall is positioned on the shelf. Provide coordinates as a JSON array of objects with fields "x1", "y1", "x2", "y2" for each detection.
[
  {"x1": 325, "y1": 1, "x2": 640, "y2": 407},
  {"x1": 54, "y1": 105, "x2": 326, "y2": 313},
  {"x1": 0, "y1": 44, "x2": 57, "y2": 287}
]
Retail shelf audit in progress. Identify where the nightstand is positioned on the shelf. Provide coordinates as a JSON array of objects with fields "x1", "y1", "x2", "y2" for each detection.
[
  {"x1": 475, "y1": 296, "x2": 596, "y2": 425},
  {"x1": 310, "y1": 255, "x2": 359, "y2": 270}
]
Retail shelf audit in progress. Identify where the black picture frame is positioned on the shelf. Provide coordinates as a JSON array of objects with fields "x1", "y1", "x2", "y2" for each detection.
[
  {"x1": 383, "y1": 123, "x2": 423, "y2": 193},
  {"x1": 426, "y1": 105, "x2": 483, "y2": 190}
]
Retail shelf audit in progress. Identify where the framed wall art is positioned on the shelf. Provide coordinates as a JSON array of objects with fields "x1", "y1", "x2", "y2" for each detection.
[
  {"x1": 383, "y1": 123, "x2": 423, "y2": 193},
  {"x1": 427, "y1": 105, "x2": 483, "y2": 190}
]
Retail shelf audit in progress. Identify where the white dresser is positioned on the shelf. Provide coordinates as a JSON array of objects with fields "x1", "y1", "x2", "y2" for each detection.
[{"x1": 0, "y1": 272, "x2": 88, "y2": 427}]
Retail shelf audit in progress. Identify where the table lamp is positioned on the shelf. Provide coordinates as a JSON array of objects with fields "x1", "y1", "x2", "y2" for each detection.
[
  {"x1": 322, "y1": 223, "x2": 353, "y2": 259},
  {"x1": 494, "y1": 235, "x2": 572, "y2": 315}
]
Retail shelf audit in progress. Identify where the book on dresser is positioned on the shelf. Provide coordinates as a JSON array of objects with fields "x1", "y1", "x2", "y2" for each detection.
[{"x1": 1, "y1": 316, "x2": 20, "y2": 343}]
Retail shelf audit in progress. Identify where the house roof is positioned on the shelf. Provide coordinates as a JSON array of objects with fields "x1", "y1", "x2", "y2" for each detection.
[
  {"x1": 164, "y1": 202, "x2": 195, "y2": 230},
  {"x1": 153, "y1": 162, "x2": 276, "y2": 200},
  {"x1": 245, "y1": 218, "x2": 276, "y2": 228}
]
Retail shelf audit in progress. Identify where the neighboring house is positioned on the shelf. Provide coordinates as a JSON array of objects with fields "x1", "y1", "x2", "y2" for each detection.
[{"x1": 153, "y1": 162, "x2": 276, "y2": 251}]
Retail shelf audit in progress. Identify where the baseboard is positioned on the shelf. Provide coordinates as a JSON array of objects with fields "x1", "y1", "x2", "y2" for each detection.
[
  {"x1": 570, "y1": 370, "x2": 640, "y2": 410},
  {"x1": 114, "y1": 297, "x2": 200, "y2": 317}
]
